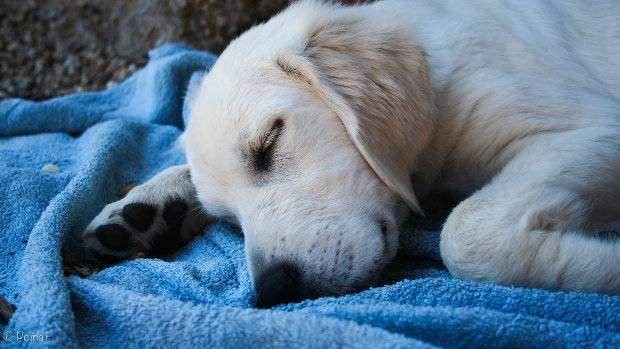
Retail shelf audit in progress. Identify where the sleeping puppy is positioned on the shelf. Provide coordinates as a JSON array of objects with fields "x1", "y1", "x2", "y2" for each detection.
[{"x1": 82, "y1": 0, "x2": 620, "y2": 306}]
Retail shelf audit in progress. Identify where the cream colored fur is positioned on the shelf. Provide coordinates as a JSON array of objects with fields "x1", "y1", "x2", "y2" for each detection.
[{"x1": 87, "y1": 0, "x2": 620, "y2": 295}]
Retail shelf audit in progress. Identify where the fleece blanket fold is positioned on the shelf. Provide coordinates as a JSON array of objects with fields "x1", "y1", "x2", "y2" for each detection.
[{"x1": 0, "y1": 44, "x2": 618, "y2": 348}]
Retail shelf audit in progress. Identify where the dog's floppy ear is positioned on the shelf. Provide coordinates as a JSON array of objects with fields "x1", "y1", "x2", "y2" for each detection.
[{"x1": 276, "y1": 17, "x2": 436, "y2": 214}]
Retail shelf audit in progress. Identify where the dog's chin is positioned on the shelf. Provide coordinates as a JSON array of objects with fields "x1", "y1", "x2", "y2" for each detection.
[
  {"x1": 316, "y1": 245, "x2": 400, "y2": 297},
  {"x1": 326, "y1": 260, "x2": 395, "y2": 297}
]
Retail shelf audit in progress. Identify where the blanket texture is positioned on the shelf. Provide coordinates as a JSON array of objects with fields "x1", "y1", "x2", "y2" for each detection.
[{"x1": 1, "y1": 44, "x2": 618, "y2": 348}]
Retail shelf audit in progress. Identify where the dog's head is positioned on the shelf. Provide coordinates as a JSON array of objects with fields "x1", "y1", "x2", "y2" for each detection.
[{"x1": 184, "y1": 1, "x2": 435, "y2": 306}]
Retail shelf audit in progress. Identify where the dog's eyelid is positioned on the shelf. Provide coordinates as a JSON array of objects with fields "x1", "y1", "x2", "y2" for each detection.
[
  {"x1": 250, "y1": 117, "x2": 285, "y2": 153},
  {"x1": 262, "y1": 117, "x2": 284, "y2": 149},
  {"x1": 245, "y1": 117, "x2": 285, "y2": 176}
]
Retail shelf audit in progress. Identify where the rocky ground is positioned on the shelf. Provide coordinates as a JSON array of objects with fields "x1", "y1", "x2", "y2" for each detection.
[{"x1": 0, "y1": 0, "x2": 290, "y2": 100}]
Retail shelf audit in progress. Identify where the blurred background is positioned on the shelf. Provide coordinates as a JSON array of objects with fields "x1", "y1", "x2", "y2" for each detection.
[{"x1": 0, "y1": 0, "x2": 314, "y2": 100}]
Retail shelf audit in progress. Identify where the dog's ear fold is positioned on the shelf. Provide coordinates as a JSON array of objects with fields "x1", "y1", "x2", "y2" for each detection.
[{"x1": 276, "y1": 18, "x2": 436, "y2": 214}]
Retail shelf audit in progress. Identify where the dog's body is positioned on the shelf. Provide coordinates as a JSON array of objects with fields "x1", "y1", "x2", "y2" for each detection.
[{"x1": 83, "y1": 0, "x2": 620, "y2": 305}]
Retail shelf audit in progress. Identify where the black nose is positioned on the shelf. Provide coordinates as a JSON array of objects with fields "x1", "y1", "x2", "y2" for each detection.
[{"x1": 254, "y1": 263, "x2": 302, "y2": 308}]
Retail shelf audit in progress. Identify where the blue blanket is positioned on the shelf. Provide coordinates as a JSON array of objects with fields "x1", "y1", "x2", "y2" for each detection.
[{"x1": 1, "y1": 44, "x2": 618, "y2": 348}]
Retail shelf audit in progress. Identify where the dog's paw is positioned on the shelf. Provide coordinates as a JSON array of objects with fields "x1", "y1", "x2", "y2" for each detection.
[{"x1": 82, "y1": 177, "x2": 211, "y2": 264}]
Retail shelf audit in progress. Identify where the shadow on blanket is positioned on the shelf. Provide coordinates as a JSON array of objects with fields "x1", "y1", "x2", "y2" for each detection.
[{"x1": 0, "y1": 44, "x2": 618, "y2": 348}]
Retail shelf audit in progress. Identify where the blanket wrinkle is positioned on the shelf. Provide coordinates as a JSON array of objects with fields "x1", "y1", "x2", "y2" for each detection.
[{"x1": 0, "y1": 44, "x2": 618, "y2": 348}]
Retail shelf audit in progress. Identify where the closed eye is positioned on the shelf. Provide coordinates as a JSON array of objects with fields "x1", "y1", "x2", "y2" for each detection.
[{"x1": 249, "y1": 118, "x2": 284, "y2": 174}]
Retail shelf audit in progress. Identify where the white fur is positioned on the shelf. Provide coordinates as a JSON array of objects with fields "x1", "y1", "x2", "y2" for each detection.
[{"x1": 87, "y1": 0, "x2": 620, "y2": 295}]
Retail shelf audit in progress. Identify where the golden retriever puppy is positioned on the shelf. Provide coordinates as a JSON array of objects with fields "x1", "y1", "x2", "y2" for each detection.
[{"x1": 83, "y1": 0, "x2": 620, "y2": 306}]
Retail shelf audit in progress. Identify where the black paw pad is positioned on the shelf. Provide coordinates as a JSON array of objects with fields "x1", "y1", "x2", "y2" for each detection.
[
  {"x1": 95, "y1": 224, "x2": 131, "y2": 250},
  {"x1": 150, "y1": 200, "x2": 188, "y2": 257},
  {"x1": 122, "y1": 202, "x2": 157, "y2": 231},
  {"x1": 162, "y1": 200, "x2": 189, "y2": 237}
]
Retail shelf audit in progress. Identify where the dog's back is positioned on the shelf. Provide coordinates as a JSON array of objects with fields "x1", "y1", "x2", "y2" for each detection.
[
  {"x1": 375, "y1": 0, "x2": 620, "y2": 96},
  {"x1": 357, "y1": 0, "x2": 620, "y2": 196}
]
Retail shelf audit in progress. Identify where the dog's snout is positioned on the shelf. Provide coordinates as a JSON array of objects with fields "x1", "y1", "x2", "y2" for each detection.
[{"x1": 254, "y1": 263, "x2": 302, "y2": 308}]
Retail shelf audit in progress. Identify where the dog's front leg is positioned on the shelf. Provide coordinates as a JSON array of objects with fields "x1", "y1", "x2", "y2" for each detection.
[
  {"x1": 439, "y1": 130, "x2": 620, "y2": 294},
  {"x1": 82, "y1": 165, "x2": 213, "y2": 263}
]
